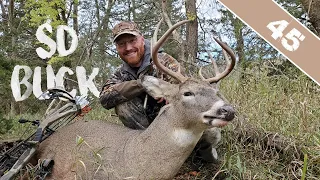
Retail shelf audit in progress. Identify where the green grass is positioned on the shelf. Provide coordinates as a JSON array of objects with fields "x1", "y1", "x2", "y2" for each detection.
[
  {"x1": 0, "y1": 100, "x2": 120, "y2": 141},
  {"x1": 0, "y1": 113, "x2": 43, "y2": 141},
  {"x1": 215, "y1": 66, "x2": 320, "y2": 179},
  {"x1": 84, "y1": 100, "x2": 122, "y2": 124}
]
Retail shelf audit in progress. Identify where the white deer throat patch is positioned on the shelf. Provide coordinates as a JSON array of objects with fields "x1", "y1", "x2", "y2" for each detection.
[{"x1": 171, "y1": 129, "x2": 202, "y2": 147}]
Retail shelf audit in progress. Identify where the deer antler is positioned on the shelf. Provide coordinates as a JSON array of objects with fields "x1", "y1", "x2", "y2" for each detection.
[
  {"x1": 205, "y1": 49, "x2": 219, "y2": 77},
  {"x1": 151, "y1": 20, "x2": 190, "y2": 83},
  {"x1": 199, "y1": 38, "x2": 236, "y2": 83},
  {"x1": 152, "y1": 20, "x2": 236, "y2": 84},
  {"x1": 203, "y1": 46, "x2": 231, "y2": 77}
]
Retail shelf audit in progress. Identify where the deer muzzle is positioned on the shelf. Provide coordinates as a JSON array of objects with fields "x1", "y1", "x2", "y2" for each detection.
[
  {"x1": 202, "y1": 102, "x2": 235, "y2": 127},
  {"x1": 217, "y1": 105, "x2": 235, "y2": 121}
]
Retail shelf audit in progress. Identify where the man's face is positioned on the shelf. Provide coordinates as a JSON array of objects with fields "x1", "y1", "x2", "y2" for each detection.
[{"x1": 115, "y1": 34, "x2": 145, "y2": 67}]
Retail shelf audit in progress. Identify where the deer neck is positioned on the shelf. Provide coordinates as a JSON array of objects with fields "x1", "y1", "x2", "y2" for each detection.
[
  {"x1": 145, "y1": 104, "x2": 203, "y2": 143},
  {"x1": 124, "y1": 104, "x2": 204, "y2": 178}
]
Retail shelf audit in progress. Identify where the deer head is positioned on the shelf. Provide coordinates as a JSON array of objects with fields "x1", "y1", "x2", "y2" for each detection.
[{"x1": 141, "y1": 19, "x2": 236, "y2": 130}]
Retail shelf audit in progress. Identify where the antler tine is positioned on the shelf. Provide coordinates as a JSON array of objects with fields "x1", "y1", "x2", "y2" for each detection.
[
  {"x1": 206, "y1": 49, "x2": 220, "y2": 76},
  {"x1": 152, "y1": 18, "x2": 163, "y2": 49},
  {"x1": 200, "y1": 38, "x2": 236, "y2": 84},
  {"x1": 199, "y1": 49, "x2": 218, "y2": 81},
  {"x1": 199, "y1": 67, "x2": 205, "y2": 81},
  {"x1": 222, "y1": 49, "x2": 231, "y2": 65},
  {"x1": 152, "y1": 20, "x2": 190, "y2": 83}
]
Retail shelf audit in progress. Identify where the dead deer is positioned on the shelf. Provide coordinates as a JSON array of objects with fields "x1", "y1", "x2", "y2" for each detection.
[{"x1": 36, "y1": 20, "x2": 236, "y2": 180}]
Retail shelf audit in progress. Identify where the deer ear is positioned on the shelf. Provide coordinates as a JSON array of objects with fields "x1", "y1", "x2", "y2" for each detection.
[{"x1": 140, "y1": 76, "x2": 175, "y2": 98}]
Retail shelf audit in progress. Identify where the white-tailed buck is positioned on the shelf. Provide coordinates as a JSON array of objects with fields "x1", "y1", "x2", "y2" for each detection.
[{"x1": 37, "y1": 20, "x2": 236, "y2": 180}]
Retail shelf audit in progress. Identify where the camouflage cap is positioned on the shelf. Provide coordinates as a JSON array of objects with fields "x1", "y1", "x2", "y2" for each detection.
[{"x1": 112, "y1": 21, "x2": 141, "y2": 42}]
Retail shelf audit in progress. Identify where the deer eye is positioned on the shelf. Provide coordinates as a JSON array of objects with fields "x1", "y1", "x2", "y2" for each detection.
[{"x1": 183, "y1": 92, "x2": 194, "y2": 96}]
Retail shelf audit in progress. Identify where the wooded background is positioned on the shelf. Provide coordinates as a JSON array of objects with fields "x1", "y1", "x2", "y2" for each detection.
[
  {"x1": 0, "y1": 0, "x2": 319, "y2": 179},
  {"x1": 0, "y1": 0, "x2": 319, "y2": 114}
]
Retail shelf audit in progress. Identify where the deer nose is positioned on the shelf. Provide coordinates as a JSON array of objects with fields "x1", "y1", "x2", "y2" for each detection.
[{"x1": 217, "y1": 105, "x2": 235, "y2": 121}]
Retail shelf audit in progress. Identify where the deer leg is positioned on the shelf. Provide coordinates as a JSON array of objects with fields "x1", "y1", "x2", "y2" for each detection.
[{"x1": 194, "y1": 128, "x2": 222, "y2": 163}]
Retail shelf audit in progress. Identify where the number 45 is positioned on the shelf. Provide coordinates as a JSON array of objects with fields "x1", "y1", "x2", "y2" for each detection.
[{"x1": 267, "y1": 20, "x2": 305, "y2": 51}]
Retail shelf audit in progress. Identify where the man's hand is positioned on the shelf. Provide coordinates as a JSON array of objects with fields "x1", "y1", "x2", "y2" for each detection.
[{"x1": 155, "y1": 97, "x2": 169, "y2": 104}]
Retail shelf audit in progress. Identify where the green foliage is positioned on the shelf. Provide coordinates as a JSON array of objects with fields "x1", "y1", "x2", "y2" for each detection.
[
  {"x1": 24, "y1": 0, "x2": 67, "y2": 28},
  {"x1": 275, "y1": 0, "x2": 304, "y2": 18},
  {"x1": 0, "y1": 112, "x2": 40, "y2": 140},
  {"x1": 301, "y1": 153, "x2": 308, "y2": 180},
  {"x1": 186, "y1": 12, "x2": 196, "y2": 21},
  {"x1": 275, "y1": 0, "x2": 316, "y2": 33},
  {"x1": 0, "y1": 55, "x2": 16, "y2": 114},
  {"x1": 48, "y1": 56, "x2": 67, "y2": 65},
  {"x1": 73, "y1": 135, "x2": 104, "y2": 179},
  {"x1": 0, "y1": 114, "x2": 14, "y2": 135}
]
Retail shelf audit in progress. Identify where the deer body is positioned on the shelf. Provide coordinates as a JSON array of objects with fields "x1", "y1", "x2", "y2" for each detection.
[
  {"x1": 36, "y1": 20, "x2": 237, "y2": 180},
  {"x1": 37, "y1": 78, "x2": 234, "y2": 179}
]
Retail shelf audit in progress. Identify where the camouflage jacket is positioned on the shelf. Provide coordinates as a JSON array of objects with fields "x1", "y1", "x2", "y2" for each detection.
[{"x1": 99, "y1": 40, "x2": 180, "y2": 121}]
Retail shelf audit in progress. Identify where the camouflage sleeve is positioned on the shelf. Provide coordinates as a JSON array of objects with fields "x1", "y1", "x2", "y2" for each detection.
[
  {"x1": 100, "y1": 52, "x2": 181, "y2": 109},
  {"x1": 99, "y1": 68, "x2": 144, "y2": 110}
]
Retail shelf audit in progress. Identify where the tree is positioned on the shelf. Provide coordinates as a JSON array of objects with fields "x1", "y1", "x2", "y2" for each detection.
[
  {"x1": 73, "y1": 0, "x2": 79, "y2": 34},
  {"x1": 276, "y1": 0, "x2": 320, "y2": 36},
  {"x1": 300, "y1": 0, "x2": 320, "y2": 35},
  {"x1": 96, "y1": 0, "x2": 116, "y2": 58},
  {"x1": 0, "y1": 0, "x2": 28, "y2": 58},
  {"x1": 184, "y1": 0, "x2": 198, "y2": 74}
]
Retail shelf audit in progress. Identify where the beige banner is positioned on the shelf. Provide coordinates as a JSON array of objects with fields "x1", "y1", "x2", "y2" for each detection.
[{"x1": 218, "y1": 0, "x2": 320, "y2": 86}]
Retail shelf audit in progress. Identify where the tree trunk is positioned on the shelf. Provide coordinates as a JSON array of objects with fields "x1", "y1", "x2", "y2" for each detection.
[
  {"x1": 73, "y1": 0, "x2": 79, "y2": 35},
  {"x1": 130, "y1": 0, "x2": 137, "y2": 21},
  {"x1": 300, "y1": 0, "x2": 320, "y2": 36},
  {"x1": 233, "y1": 19, "x2": 245, "y2": 62},
  {"x1": 94, "y1": 0, "x2": 101, "y2": 27},
  {"x1": 184, "y1": 0, "x2": 198, "y2": 75},
  {"x1": 0, "y1": 0, "x2": 7, "y2": 25},
  {"x1": 223, "y1": 10, "x2": 246, "y2": 78},
  {"x1": 10, "y1": 100, "x2": 15, "y2": 116},
  {"x1": 8, "y1": 0, "x2": 16, "y2": 58},
  {"x1": 98, "y1": 0, "x2": 115, "y2": 57},
  {"x1": 161, "y1": 0, "x2": 186, "y2": 68},
  {"x1": 8, "y1": 0, "x2": 14, "y2": 26}
]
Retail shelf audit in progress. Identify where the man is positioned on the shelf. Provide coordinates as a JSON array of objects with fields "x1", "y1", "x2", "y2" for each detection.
[{"x1": 99, "y1": 21, "x2": 220, "y2": 163}]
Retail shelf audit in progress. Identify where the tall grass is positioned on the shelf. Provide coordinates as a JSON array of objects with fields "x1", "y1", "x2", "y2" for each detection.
[{"x1": 217, "y1": 65, "x2": 320, "y2": 179}]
